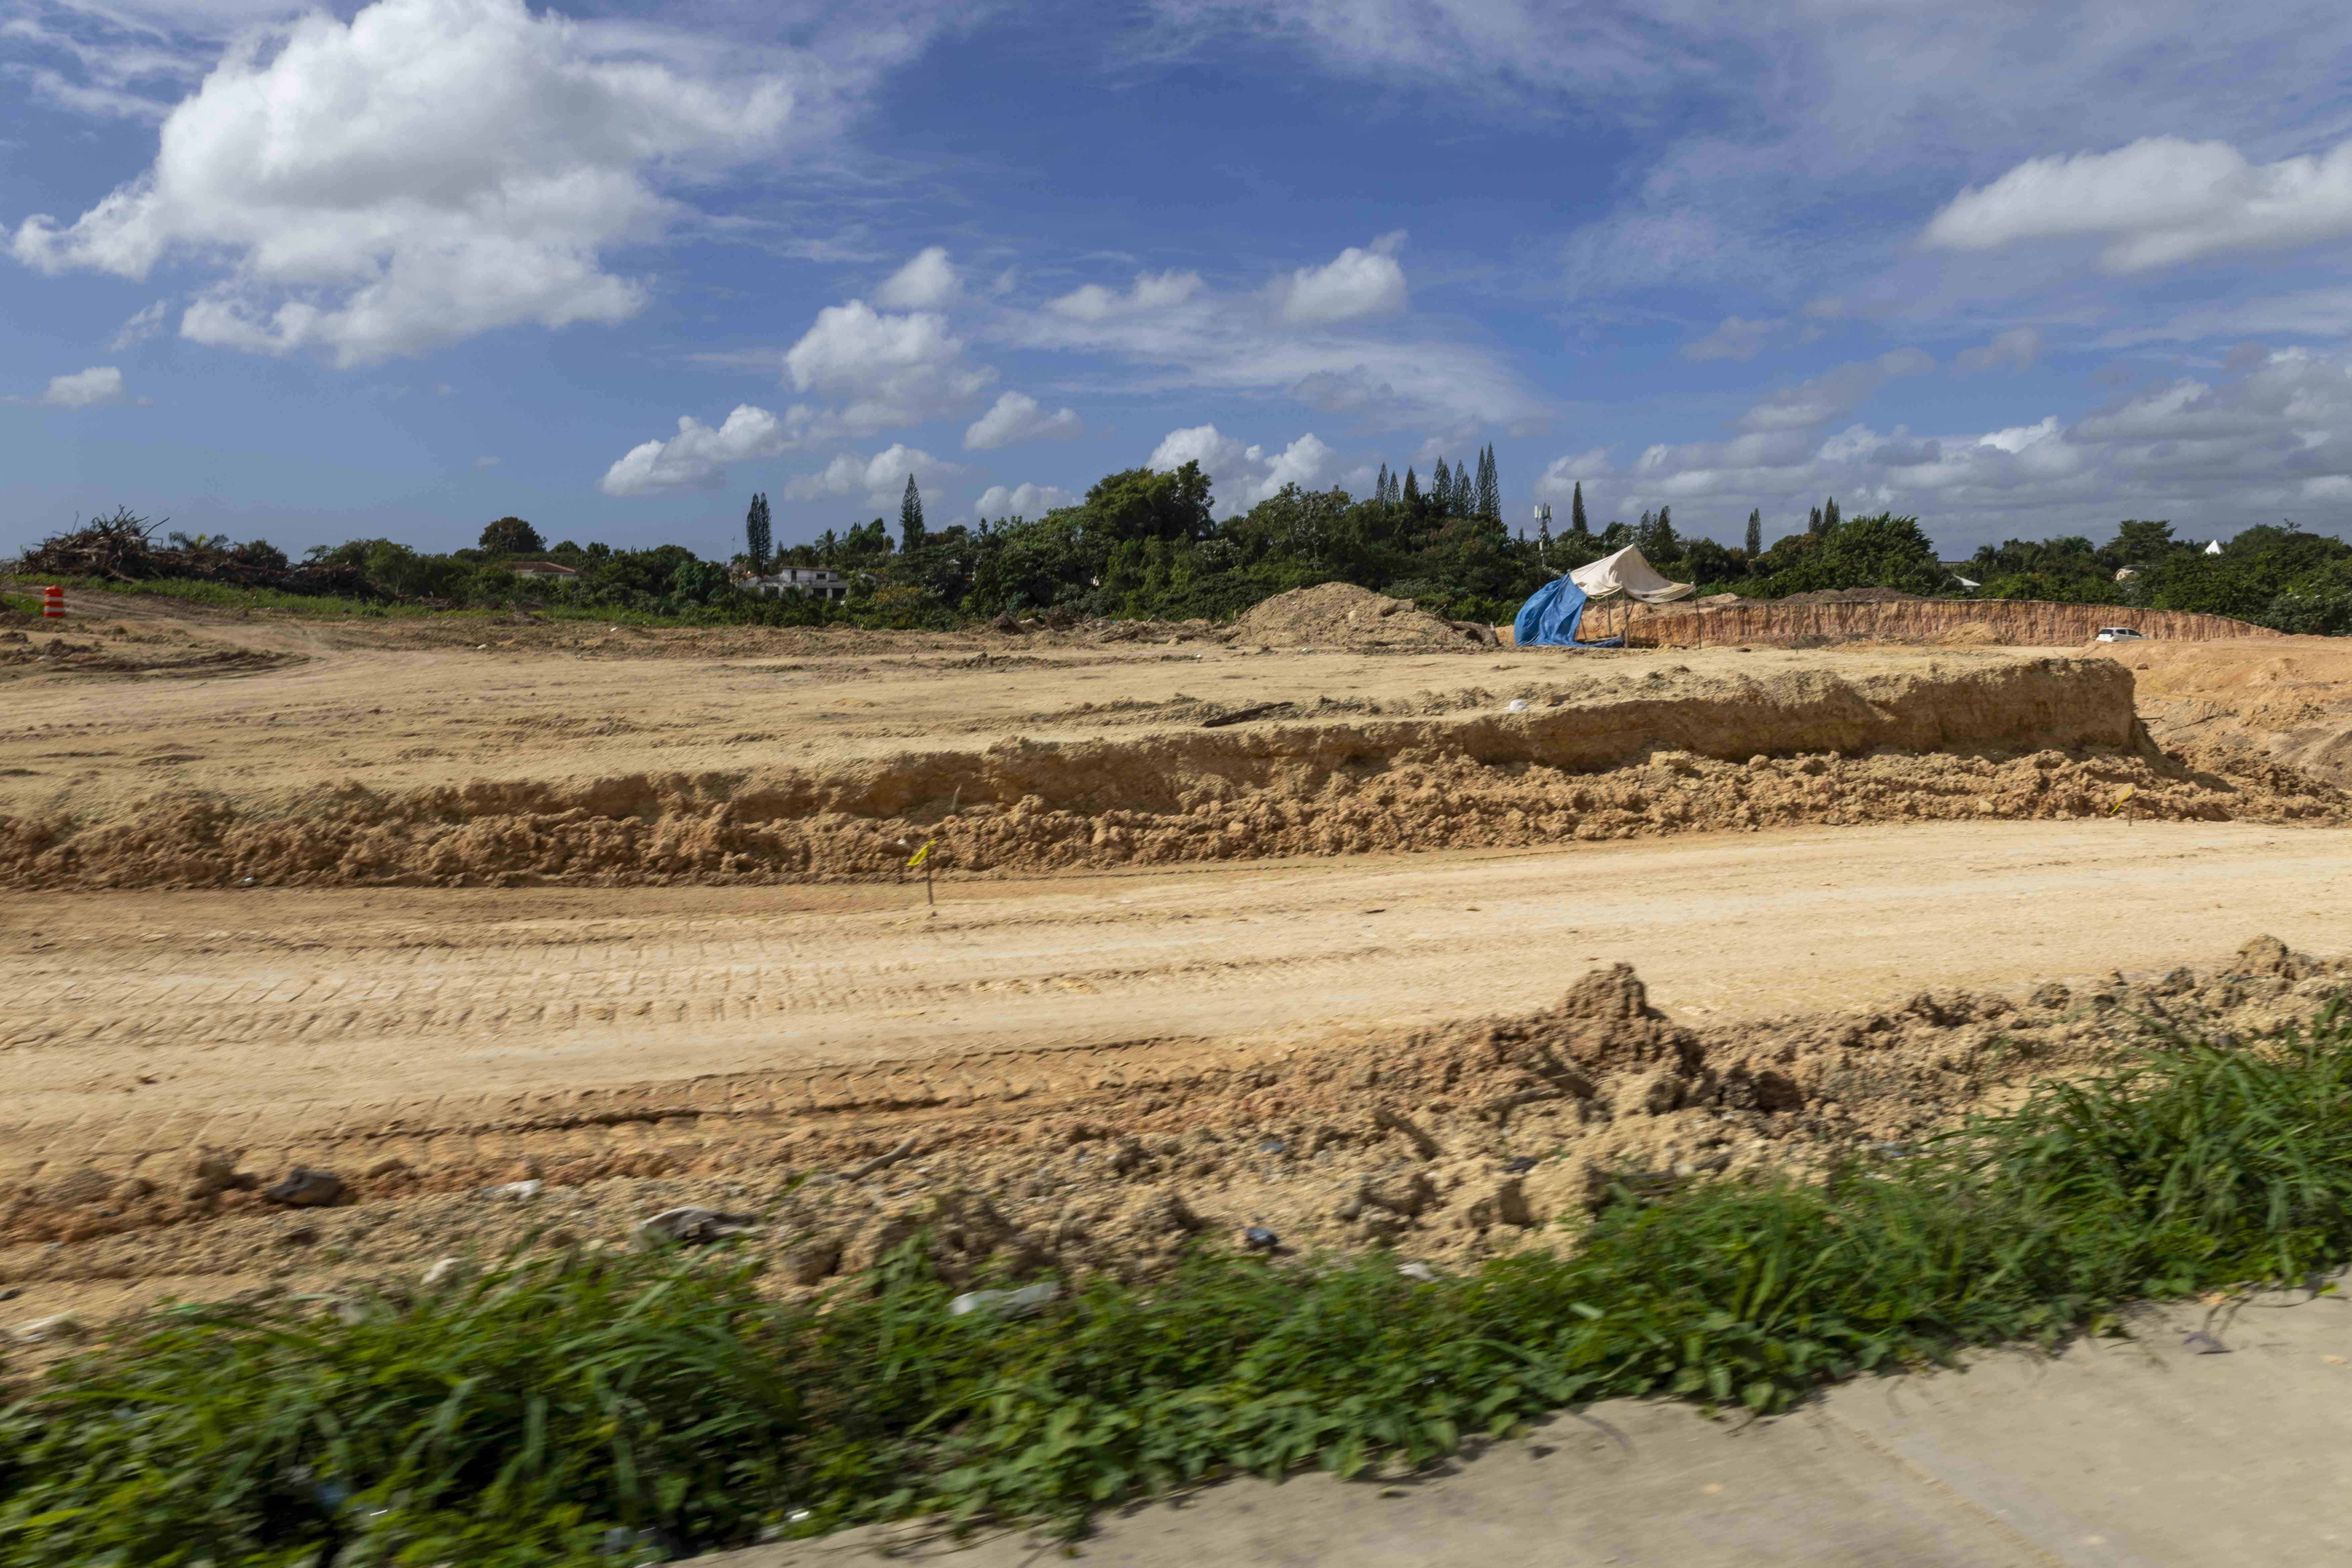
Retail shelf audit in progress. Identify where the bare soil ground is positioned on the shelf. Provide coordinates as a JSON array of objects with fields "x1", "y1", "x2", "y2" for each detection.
[
  {"x1": 3, "y1": 593, "x2": 2343, "y2": 889},
  {"x1": 4, "y1": 588, "x2": 2351, "y2": 1339},
  {"x1": 2104, "y1": 636, "x2": 2352, "y2": 784}
]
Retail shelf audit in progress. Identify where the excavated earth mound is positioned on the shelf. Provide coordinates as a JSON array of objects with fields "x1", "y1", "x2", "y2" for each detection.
[
  {"x1": 1227, "y1": 582, "x2": 1483, "y2": 649},
  {"x1": 4, "y1": 937, "x2": 2343, "y2": 1317},
  {"x1": 7, "y1": 654, "x2": 2344, "y2": 889}
]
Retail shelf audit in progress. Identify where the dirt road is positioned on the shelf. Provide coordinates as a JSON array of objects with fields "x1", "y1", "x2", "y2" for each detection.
[{"x1": 9, "y1": 818, "x2": 2347, "y2": 1190}]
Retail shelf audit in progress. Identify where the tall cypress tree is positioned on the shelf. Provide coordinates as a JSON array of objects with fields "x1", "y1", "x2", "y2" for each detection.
[
  {"x1": 1374, "y1": 463, "x2": 1390, "y2": 506},
  {"x1": 1745, "y1": 508, "x2": 1762, "y2": 556},
  {"x1": 1822, "y1": 496, "x2": 1840, "y2": 531},
  {"x1": 1402, "y1": 466, "x2": 1421, "y2": 509},
  {"x1": 1476, "y1": 445, "x2": 1499, "y2": 519},
  {"x1": 1808, "y1": 505, "x2": 1824, "y2": 536},
  {"x1": 1433, "y1": 459, "x2": 1454, "y2": 514},
  {"x1": 744, "y1": 492, "x2": 771, "y2": 572},
  {"x1": 1570, "y1": 480, "x2": 1589, "y2": 537},
  {"x1": 899, "y1": 474, "x2": 926, "y2": 551}
]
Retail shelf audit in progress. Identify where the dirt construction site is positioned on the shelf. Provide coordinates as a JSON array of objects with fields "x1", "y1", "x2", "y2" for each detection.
[{"x1": 5, "y1": 582, "x2": 2352, "y2": 1334}]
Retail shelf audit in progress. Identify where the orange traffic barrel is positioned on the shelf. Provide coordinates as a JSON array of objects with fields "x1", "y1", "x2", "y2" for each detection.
[{"x1": 42, "y1": 585, "x2": 65, "y2": 620}]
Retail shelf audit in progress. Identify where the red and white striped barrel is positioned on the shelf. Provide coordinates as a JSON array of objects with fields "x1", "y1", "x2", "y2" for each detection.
[{"x1": 41, "y1": 586, "x2": 65, "y2": 620}]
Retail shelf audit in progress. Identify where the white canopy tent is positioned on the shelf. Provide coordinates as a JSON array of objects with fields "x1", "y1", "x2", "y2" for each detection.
[{"x1": 1567, "y1": 545, "x2": 1695, "y2": 605}]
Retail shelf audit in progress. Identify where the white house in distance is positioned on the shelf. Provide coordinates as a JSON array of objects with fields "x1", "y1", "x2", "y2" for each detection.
[
  {"x1": 739, "y1": 566, "x2": 848, "y2": 601},
  {"x1": 507, "y1": 560, "x2": 582, "y2": 582}
]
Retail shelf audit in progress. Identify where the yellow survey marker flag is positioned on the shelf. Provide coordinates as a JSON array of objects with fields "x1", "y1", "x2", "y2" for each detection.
[{"x1": 907, "y1": 838, "x2": 936, "y2": 868}]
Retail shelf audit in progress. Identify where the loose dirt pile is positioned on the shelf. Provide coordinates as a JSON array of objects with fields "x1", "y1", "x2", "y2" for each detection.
[
  {"x1": 1227, "y1": 583, "x2": 1485, "y2": 650},
  {"x1": 6, "y1": 936, "x2": 2342, "y2": 1318}
]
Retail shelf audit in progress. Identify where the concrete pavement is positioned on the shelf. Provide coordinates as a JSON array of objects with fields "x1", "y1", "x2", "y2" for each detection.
[{"x1": 716, "y1": 1285, "x2": 2352, "y2": 1568}]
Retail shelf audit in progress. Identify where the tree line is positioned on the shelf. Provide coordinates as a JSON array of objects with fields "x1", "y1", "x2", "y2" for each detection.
[{"x1": 23, "y1": 461, "x2": 2352, "y2": 634}]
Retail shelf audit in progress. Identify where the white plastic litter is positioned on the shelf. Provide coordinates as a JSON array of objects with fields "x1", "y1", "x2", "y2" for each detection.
[{"x1": 948, "y1": 1280, "x2": 1061, "y2": 1318}]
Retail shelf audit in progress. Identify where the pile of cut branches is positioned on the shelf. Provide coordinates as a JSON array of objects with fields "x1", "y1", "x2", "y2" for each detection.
[{"x1": 17, "y1": 508, "x2": 385, "y2": 600}]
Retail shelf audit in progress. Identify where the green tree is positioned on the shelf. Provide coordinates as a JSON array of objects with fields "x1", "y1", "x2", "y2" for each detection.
[
  {"x1": 1760, "y1": 511, "x2": 1944, "y2": 597},
  {"x1": 2103, "y1": 518, "x2": 2175, "y2": 568},
  {"x1": 1077, "y1": 462, "x2": 1215, "y2": 548},
  {"x1": 1402, "y1": 467, "x2": 1421, "y2": 510},
  {"x1": 1745, "y1": 508, "x2": 1762, "y2": 556},
  {"x1": 899, "y1": 475, "x2": 926, "y2": 552},
  {"x1": 744, "y1": 493, "x2": 772, "y2": 572},
  {"x1": 479, "y1": 516, "x2": 543, "y2": 555},
  {"x1": 1569, "y1": 481, "x2": 1588, "y2": 537}
]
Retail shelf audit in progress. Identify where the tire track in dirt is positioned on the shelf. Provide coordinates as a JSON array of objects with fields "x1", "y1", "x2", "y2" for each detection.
[{"x1": 7, "y1": 819, "x2": 2352, "y2": 1196}]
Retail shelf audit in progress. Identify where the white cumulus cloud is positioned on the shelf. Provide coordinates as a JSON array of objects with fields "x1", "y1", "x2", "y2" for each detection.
[
  {"x1": 974, "y1": 481, "x2": 1077, "y2": 516},
  {"x1": 1534, "y1": 448, "x2": 1611, "y2": 504},
  {"x1": 1922, "y1": 135, "x2": 2352, "y2": 273},
  {"x1": 1047, "y1": 269, "x2": 1204, "y2": 322},
  {"x1": 782, "y1": 298, "x2": 993, "y2": 429},
  {"x1": 9, "y1": 0, "x2": 794, "y2": 365},
  {"x1": 42, "y1": 365, "x2": 125, "y2": 406},
  {"x1": 872, "y1": 245, "x2": 961, "y2": 309},
  {"x1": 1148, "y1": 424, "x2": 1335, "y2": 515},
  {"x1": 1272, "y1": 234, "x2": 1407, "y2": 325},
  {"x1": 600, "y1": 405, "x2": 785, "y2": 496},
  {"x1": 963, "y1": 389, "x2": 1081, "y2": 450},
  {"x1": 784, "y1": 443, "x2": 958, "y2": 507},
  {"x1": 1564, "y1": 344, "x2": 2352, "y2": 546}
]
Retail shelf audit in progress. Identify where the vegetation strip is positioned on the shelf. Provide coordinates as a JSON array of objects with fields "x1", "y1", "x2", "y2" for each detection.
[
  {"x1": 13, "y1": 465, "x2": 2352, "y2": 632},
  {"x1": 5, "y1": 1001, "x2": 2350, "y2": 1566}
]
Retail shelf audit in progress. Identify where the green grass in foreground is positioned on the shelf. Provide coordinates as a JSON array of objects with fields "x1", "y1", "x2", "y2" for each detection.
[
  {"x1": 5, "y1": 577, "x2": 758, "y2": 629},
  {"x1": 4, "y1": 1004, "x2": 2350, "y2": 1566},
  {"x1": 9, "y1": 576, "x2": 432, "y2": 618}
]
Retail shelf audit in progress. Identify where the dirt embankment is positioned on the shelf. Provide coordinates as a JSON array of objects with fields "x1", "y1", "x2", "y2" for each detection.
[
  {"x1": 9, "y1": 655, "x2": 2344, "y2": 889},
  {"x1": 5, "y1": 937, "x2": 2340, "y2": 1309},
  {"x1": 2106, "y1": 638, "x2": 2352, "y2": 786},
  {"x1": 1581, "y1": 597, "x2": 2275, "y2": 648}
]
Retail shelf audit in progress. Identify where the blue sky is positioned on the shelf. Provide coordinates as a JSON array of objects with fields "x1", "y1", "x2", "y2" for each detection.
[{"x1": 9, "y1": 0, "x2": 2352, "y2": 562}]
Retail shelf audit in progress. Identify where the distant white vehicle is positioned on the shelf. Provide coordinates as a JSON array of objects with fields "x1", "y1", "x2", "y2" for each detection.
[{"x1": 2094, "y1": 627, "x2": 2147, "y2": 642}]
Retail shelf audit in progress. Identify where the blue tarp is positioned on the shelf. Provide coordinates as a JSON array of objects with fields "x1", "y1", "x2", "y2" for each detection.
[{"x1": 1512, "y1": 577, "x2": 1622, "y2": 648}]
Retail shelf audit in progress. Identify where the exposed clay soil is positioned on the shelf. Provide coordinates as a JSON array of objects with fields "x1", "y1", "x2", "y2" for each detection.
[
  {"x1": 6, "y1": 936, "x2": 2343, "y2": 1343},
  {"x1": 5, "y1": 590, "x2": 2352, "y2": 1343},
  {"x1": 2102, "y1": 637, "x2": 2352, "y2": 785},
  {"x1": 5, "y1": 602, "x2": 2345, "y2": 890}
]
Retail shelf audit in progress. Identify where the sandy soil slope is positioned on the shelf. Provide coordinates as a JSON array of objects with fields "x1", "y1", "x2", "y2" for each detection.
[{"x1": 2099, "y1": 636, "x2": 2352, "y2": 783}]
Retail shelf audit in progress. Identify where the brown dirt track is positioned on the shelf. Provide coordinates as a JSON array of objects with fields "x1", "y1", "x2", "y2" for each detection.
[{"x1": 4, "y1": 589, "x2": 2352, "y2": 1330}]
